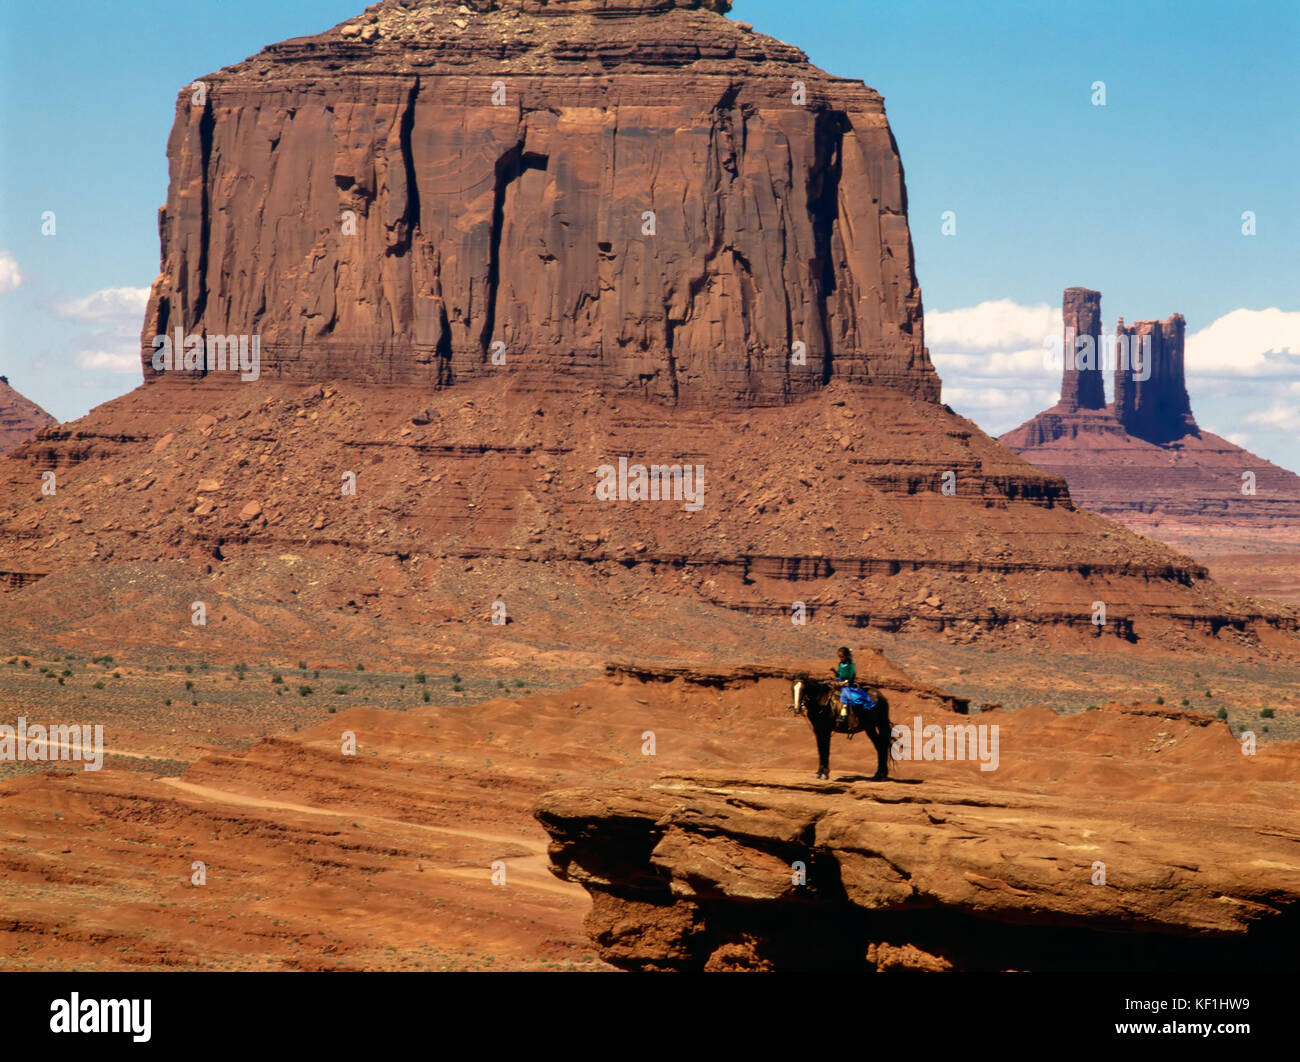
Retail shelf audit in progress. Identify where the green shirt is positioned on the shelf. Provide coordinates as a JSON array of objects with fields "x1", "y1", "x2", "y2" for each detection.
[{"x1": 837, "y1": 660, "x2": 856, "y2": 682}]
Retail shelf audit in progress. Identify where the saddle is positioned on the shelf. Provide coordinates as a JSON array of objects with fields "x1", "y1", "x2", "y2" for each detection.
[{"x1": 834, "y1": 685, "x2": 875, "y2": 736}]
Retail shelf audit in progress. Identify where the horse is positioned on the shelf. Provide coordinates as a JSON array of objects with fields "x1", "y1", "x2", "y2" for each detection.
[{"x1": 791, "y1": 677, "x2": 892, "y2": 781}]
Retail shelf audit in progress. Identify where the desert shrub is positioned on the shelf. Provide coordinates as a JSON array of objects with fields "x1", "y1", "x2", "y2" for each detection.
[
  {"x1": 1215, "y1": 707, "x2": 1228, "y2": 720},
  {"x1": 271, "y1": 673, "x2": 284, "y2": 684},
  {"x1": 415, "y1": 672, "x2": 426, "y2": 685},
  {"x1": 92, "y1": 681, "x2": 105, "y2": 690},
  {"x1": 1260, "y1": 708, "x2": 1275, "y2": 719},
  {"x1": 298, "y1": 685, "x2": 312, "y2": 697}
]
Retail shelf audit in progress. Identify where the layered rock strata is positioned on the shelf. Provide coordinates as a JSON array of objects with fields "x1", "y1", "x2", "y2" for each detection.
[
  {"x1": 0, "y1": 377, "x2": 56, "y2": 457},
  {"x1": 537, "y1": 701, "x2": 1300, "y2": 970}
]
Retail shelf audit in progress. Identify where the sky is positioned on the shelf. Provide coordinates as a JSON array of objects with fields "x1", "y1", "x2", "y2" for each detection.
[{"x1": 1, "y1": 0, "x2": 1297, "y2": 468}]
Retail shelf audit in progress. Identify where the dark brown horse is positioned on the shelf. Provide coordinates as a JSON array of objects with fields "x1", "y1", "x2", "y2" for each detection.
[{"x1": 791, "y1": 677, "x2": 892, "y2": 781}]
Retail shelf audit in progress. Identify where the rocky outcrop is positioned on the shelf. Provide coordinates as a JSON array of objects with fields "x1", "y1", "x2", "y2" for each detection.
[
  {"x1": 1114, "y1": 314, "x2": 1197, "y2": 444},
  {"x1": 1003, "y1": 290, "x2": 1300, "y2": 555},
  {"x1": 1004, "y1": 288, "x2": 1125, "y2": 448},
  {"x1": 1060, "y1": 286, "x2": 1105, "y2": 410},
  {"x1": 0, "y1": 376, "x2": 56, "y2": 457},
  {"x1": 140, "y1": 0, "x2": 936, "y2": 407},
  {"x1": 537, "y1": 702, "x2": 1300, "y2": 970}
]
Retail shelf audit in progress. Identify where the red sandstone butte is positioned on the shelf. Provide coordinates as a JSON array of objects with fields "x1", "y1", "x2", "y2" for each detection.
[
  {"x1": 1, "y1": 4, "x2": 1295, "y2": 649},
  {"x1": 140, "y1": 0, "x2": 935, "y2": 407},
  {"x1": 0, "y1": 376, "x2": 56, "y2": 457}
]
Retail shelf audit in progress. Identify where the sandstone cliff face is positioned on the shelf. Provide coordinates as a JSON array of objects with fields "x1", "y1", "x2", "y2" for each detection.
[
  {"x1": 0, "y1": 377, "x2": 56, "y2": 457},
  {"x1": 1114, "y1": 314, "x2": 1197, "y2": 444},
  {"x1": 1060, "y1": 286, "x2": 1105, "y2": 411},
  {"x1": 141, "y1": 0, "x2": 935, "y2": 407}
]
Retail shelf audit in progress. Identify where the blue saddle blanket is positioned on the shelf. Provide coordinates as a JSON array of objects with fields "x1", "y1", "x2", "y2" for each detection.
[{"x1": 840, "y1": 685, "x2": 876, "y2": 711}]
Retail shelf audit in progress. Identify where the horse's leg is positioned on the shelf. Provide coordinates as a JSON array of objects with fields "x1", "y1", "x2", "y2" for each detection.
[
  {"x1": 813, "y1": 711, "x2": 831, "y2": 780},
  {"x1": 868, "y1": 707, "x2": 891, "y2": 779}
]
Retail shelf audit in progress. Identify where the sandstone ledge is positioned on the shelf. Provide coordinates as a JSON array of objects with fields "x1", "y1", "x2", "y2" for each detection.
[{"x1": 536, "y1": 762, "x2": 1300, "y2": 970}]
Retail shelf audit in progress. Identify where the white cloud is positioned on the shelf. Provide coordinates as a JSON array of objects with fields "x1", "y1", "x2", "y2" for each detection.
[
  {"x1": 75, "y1": 349, "x2": 142, "y2": 374},
  {"x1": 1224, "y1": 433, "x2": 1250, "y2": 447},
  {"x1": 56, "y1": 286, "x2": 150, "y2": 323},
  {"x1": 926, "y1": 299, "x2": 1061, "y2": 355},
  {"x1": 942, "y1": 385, "x2": 1056, "y2": 411},
  {"x1": 1245, "y1": 401, "x2": 1300, "y2": 433},
  {"x1": 52, "y1": 285, "x2": 150, "y2": 382},
  {"x1": 1185, "y1": 308, "x2": 1300, "y2": 378},
  {"x1": 0, "y1": 251, "x2": 22, "y2": 294}
]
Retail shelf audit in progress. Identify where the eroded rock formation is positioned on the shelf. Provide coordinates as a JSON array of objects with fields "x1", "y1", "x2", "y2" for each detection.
[
  {"x1": 1060, "y1": 286, "x2": 1105, "y2": 411},
  {"x1": 0, "y1": 377, "x2": 56, "y2": 457},
  {"x1": 140, "y1": 0, "x2": 935, "y2": 407},
  {"x1": 538, "y1": 699, "x2": 1300, "y2": 970},
  {"x1": 1114, "y1": 314, "x2": 1197, "y2": 444},
  {"x1": 1003, "y1": 290, "x2": 1300, "y2": 559}
]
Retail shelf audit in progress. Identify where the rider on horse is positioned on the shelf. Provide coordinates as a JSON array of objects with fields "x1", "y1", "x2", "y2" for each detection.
[
  {"x1": 834, "y1": 646, "x2": 857, "y2": 699},
  {"x1": 791, "y1": 650, "x2": 891, "y2": 782},
  {"x1": 834, "y1": 647, "x2": 890, "y2": 781}
]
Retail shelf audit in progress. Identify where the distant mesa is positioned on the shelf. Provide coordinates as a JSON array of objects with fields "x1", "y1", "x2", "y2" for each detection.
[
  {"x1": 1002, "y1": 288, "x2": 1300, "y2": 543},
  {"x1": 0, "y1": 376, "x2": 56, "y2": 457}
]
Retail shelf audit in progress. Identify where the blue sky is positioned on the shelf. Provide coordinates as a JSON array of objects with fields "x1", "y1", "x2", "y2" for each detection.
[{"x1": 1, "y1": 0, "x2": 1297, "y2": 467}]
